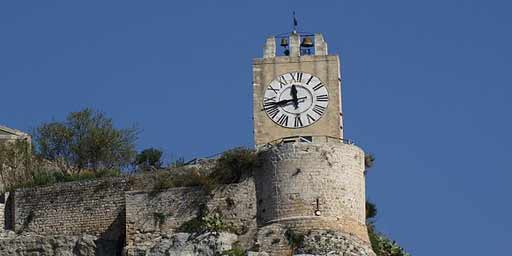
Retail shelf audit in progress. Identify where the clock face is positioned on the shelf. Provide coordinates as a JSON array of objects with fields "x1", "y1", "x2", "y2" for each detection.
[{"x1": 263, "y1": 72, "x2": 329, "y2": 128}]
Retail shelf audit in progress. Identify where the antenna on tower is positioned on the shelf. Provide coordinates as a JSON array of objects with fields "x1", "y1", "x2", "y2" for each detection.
[{"x1": 293, "y1": 11, "x2": 298, "y2": 34}]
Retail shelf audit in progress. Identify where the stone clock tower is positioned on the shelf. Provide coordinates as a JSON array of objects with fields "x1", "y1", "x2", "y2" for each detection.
[
  {"x1": 253, "y1": 33, "x2": 343, "y2": 147},
  {"x1": 253, "y1": 32, "x2": 375, "y2": 255}
]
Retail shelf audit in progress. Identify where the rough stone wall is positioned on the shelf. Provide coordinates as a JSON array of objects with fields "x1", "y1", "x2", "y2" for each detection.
[
  {"x1": 255, "y1": 141, "x2": 369, "y2": 243},
  {"x1": 0, "y1": 195, "x2": 4, "y2": 231},
  {"x1": 14, "y1": 177, "x2": 129, "y2": 241},
  {"x1": 125, "y1": 187, "x2": 207, "y2": 246},
  {"x1": 206, "y1": 178, "x2": 258, "y2": 246},
  {"x1": 125, "y1": 179, "x2": 257, "y2": 248}
]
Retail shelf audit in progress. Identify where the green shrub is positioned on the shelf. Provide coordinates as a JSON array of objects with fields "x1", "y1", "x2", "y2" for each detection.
[
  {"x1": 151, "y1": 169, "x2": 213, "y2": 194},
  {"x1": 172, "y1": 170, "x2": 213, "y2": 191},
  {"x1": 150, "y1": 148, "x2": 257, "y2": 194},
  {"x1": 209, "y1": 147, "x2": 257, "y2": 185},
  {"x1": 285, "y1": 229, "x2": 305, "y2": 248},
  {"x1": 368, "y1": 224, "x2": 410, "y2": 256},
  {"x1": 202, "y1": 212, "x2": 227, "y2": 233},
  {"x1": 136, "y1": 148, "x2": 163, "y2": 170},
  {"x1": 151, "y1": 172, "x2": 174, "y2": 193},
  {"x1": 365, "y1": 153, "x2": 375, "y2": 169},
  {"x1": 221, "y1": 246, "x2": 245, "y2": 256},
  {"x1": 153, "y1": 212, "x2": 168, "y2": 228},
  {"x1": 95, "y1": 168, "x2": 121, "y2": 178},
  {"x1": 177, "y1": 206, "x2": 233, "y2": 235},
  {"x1": 12, "y1": 168, "x2": 121, "y2": 190},
  {"x1": 178, "y1": 217, "x2": 204, "y2": 233},
  {"x1": 177, "y1": 204, "x2": 208, "y2": 233},
  {"x1": 366, "y1": 201, "x2": 378, "y2": 220},
  {"x1": 32, "y1": 172, "x2": 56, "y2": 186},
  {"x1": 366, "y1": 201, "x2": 409, "y2": 256}
]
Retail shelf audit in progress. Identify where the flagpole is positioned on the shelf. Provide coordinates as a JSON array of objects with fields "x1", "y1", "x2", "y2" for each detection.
[{"x1": 293, "y1": 11, "x2": 298, "y2": 34}]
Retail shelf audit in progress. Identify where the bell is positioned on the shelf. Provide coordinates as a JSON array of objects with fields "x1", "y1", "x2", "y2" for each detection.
[
  {"x1": 301, "y1": 36, "x2": 314, "y2": 48},
  {"x1": 280, "y1": 38, "x2": 289, "y2": 47}
]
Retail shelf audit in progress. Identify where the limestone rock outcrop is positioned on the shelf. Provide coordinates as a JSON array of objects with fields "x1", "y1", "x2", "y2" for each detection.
[
  {"x1": 0, "y1": 232, "x2": 117, "y2": 256},
  {"x1": 124, "y1": 232, "x2": 238, "y2": 256}
]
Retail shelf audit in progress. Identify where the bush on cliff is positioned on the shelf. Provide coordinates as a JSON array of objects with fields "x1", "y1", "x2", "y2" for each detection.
[
  {"x1": 151, "y1": 147, "x2": 257, "y2": 194},
  {"x1": 152, "y1": 168, "x2": 214, "y2": 193},
  {"x1": 208, "y1": 147, "x2": 257, "y2": 184},
  {"x1": 135, "y1": 148, "x2": 163, "y2": 171},
  {"x1": 366, "y1": 201, "x2": 410, "y2": 256},
  {"x1": 22, "y1": 168, "x2": 121, "y2": 188}
]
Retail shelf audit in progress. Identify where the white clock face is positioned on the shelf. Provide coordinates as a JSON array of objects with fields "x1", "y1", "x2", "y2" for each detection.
[{"x1": 263, "y1": 72, "x2": 329, "y2": 128}]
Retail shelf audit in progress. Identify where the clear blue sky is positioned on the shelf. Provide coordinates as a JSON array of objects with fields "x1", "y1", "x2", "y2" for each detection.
[{"x1": 1, "y1": 1, "x2": 511, "y2": 255}]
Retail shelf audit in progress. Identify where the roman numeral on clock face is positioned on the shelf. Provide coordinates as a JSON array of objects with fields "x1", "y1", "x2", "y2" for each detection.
[
  {"x1": 264, "y1": 104, "x2": 279, "y2": 119},
  {"x1": 313, "y1": 82, "x2": 324, "y2": 91},
  {"x1": 294, "y1": 116, "x2": 303, "y2": 127},
  {"x1": 278, "y1": 76, "x2": 287, "y2": 87},
  {"x1": 267, "y1": 86, "x2": 278, "y2": 94},
  {"x1": 306, "y1": 114, "x2": 316, "y2": 124},
  {"x1": 306, "y1": 75, "x2": 314, "y2": 85},
  {"x1": 290, "y1": 72, "x2": 303, "y2": 82},
  {"x1": 312, "y1": 105, "x2": 327, "y2": 116},
  {"x1": 264, "y1": 96, "x2": 276, "y2": 102},
  {"x1": 316, "y1": 95, "x2": 328, "y2": 102},
  {"x1": 277, "y1": 114, "x2": 289, "y2": 126}
]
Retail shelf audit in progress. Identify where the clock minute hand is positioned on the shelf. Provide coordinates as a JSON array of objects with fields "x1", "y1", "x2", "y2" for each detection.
[
  {"x1": 275, "y1": 97, "x2": 307, "y2": 106},
  {"x1": 262, "y1": 97, "x2": 308, "y2": 111},
  {"x1": 276, "y1": 99, "x2": 294, "y2": 105}
]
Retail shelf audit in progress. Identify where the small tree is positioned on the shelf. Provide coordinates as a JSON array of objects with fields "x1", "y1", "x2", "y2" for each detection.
[
  {"x1": 34, "y1": 108, "x2": 138, "y2": 173},
  {"x1": 135, "y1": 148, "x2": 163, "y2": 171}
]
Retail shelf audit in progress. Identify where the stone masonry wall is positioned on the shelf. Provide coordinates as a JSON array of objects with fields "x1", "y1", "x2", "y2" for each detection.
[
  {"x1": 125, "y1": 187, "x2": 207, "y2": 246},
  {"x1": 255, "y1": 141, "x2": 370, "y2": 243},
  {"x1": 125, "y1": 178, "x2": 257, "y2": 248},
  {"x1": 14, "y1": 177, "x2": 129, "y2": 242}
]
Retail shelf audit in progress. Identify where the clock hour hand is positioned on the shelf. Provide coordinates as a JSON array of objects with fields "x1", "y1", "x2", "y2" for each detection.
[{"x1": 290, "y1": 85, "x2": 299, "y2": 109}]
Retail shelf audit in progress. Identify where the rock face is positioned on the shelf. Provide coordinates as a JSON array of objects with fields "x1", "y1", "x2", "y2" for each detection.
[
  {"x1": 124, "y1": 232, "x2": 238, "y2": 256},
  {"x1": 254, "y1": 224, "x2": 375, "y2": 256},
  {"x1": 296, "y1": 230, "x2": 376, "y2": 256},
  {"x1": 0, "y1": 232, "x2": 117, "y2": 256}
]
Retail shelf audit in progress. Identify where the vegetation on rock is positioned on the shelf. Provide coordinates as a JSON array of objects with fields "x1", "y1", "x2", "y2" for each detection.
[
  {"x1": 221, "y1": 245, "x2": 245, "y2": 256},
  {"x1": 365, "y1": 153, "x2": 376, "y2": 169},
  {"x1": 135, "y1": 148, "x2": 163, "y2": 171},
  {"x1": 365, "y1": 155, "x2": 410, "y2": 256},
  {"x1": 285, "y1": 229, "x2": 305, "y2": 253},
  {"x1": 151, "y1": 147, "x2": 257, "y2": 194},
  {"x1": 367, "y1": 201, "x2": 410, "y2": 256},
  {"x1": 33, "y1": 108, "x2": 138, "y2": 173},
  {"x1": 178, "y1": 205, "x2": 234, "y2": 235},
  {"x1": 209, "y1": 147, "x2": 257, "y2": 184}
]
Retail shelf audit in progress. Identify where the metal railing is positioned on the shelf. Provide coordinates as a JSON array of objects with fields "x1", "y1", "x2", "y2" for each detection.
[{"x1": 261, "y1": 135, "x2": 355, "y2": 149}]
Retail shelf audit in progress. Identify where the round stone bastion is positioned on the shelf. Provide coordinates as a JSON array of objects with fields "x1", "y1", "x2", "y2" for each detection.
[{"x1": 255, "y1": 140, "x2": 370, "y2": 244}]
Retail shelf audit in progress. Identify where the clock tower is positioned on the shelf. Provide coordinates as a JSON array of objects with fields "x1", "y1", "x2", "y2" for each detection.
[
  {"x1": 252, "y1": 30, "x2": 375, "y2": 255},
  {"x1": 253, "y1": 32, "x2": 343, "y2": 147}
]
